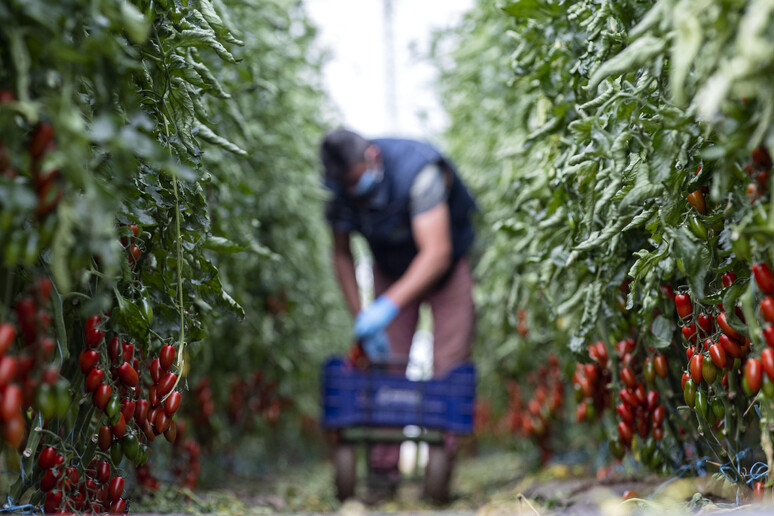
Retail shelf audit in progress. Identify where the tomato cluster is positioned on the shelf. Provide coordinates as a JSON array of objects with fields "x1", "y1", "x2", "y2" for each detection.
[
  {"x1": 0, "y1": 279, "x2": 67, "y2": 448},
  {"x1": 345, "y1": 341, "x2": 369, "y2": 370},
  {"x1": 572, "y1": 341, "x2": 612, "y2": 424},
  {"x1": 0, "y1": 103, "x2": 64, "y2": 266},
  {"x1": 743, "y1": 147, "x2": 772, "y2": 203},
  {"x1": 81, "y1": 313, "x2": 178, "y2": 466},
  {"x1": 502, "y1": 355, "x2": 563, "y2": 463},
  {"x1": 674, "y1": 266, "x2": 769, "y2": 416},
  {"x1": 135, "y1": 463, "x2": 160, "y2": 491},
  {"x1": 134, "y1": 420, "x2": 191, "y2": 491},
  {"x1": 172, "y1": 437, "x2": 202, "y2": 490},
  {"x1": 31, "y1": 308, "x2": 183, "y2": 512},
  {"x1": 120, "y1": 223, "x2": 143, "y2": 270},
  {"x1": 193, "y1": 377, "x2": 215, "y2": 428},
  {"x1": 37, "y1": 445, "x2": 127, "y2": 513},
  {"x1": 572, "y1": 336, "x2": 671, "y2": 470},
  {"x1": 613, "y1": 342, "x2": 668, "y2": 468},
  {"x1": 663, "y1": 259, "x2": 774, "y2": 495},
  {"x1": 227, "y1": 372, "x2": 288, "y2": 428}
]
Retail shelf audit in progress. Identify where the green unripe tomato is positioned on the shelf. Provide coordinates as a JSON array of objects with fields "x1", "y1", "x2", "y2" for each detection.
[
  {"x1": 684, "y1": 379, "x2": 696, "y2": 408},
  {"x1": 695, "y1": 390, "x2": 708, "y2": 419},
  {"x1": 702, "y1": 360, "x2": 718, "y2": 385}
]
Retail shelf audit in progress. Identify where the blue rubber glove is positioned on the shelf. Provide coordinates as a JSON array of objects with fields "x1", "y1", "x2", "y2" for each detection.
[
  {"x1": 354, "y1": 295, "x2": 399, "y2": 339},
  {"x1": 362, "y1": 331, "x2": 391, "y2": 360}
]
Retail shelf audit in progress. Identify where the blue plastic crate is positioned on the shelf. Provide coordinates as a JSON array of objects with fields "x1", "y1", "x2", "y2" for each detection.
[{"x1": 321, "y1": 357, "x2": 476, "y2": 434}]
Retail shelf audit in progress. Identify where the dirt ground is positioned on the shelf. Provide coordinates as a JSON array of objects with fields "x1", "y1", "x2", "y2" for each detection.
[{"x1": 131, "y1": 447, "x2": 773, "y2": 515}]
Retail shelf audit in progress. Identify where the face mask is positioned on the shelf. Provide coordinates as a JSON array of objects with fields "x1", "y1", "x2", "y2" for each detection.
[{"x1": 351, "y1": 168, "x2": 380, "y2": 197}]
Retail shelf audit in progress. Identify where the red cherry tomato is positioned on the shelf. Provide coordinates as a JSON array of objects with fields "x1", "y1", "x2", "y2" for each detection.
[
  {"x1": 122, "y1": 342, "x2": 134, "y2": 363},
  {"x1": 160, "y1": 344, "x2": 175, "y2": 372},
  {"x1": 709, "y1": 343, "x2": 727, "y2": 369},
  {"x1": 620, "y1": 367, "x2": 636, "y2": 388},
  {"x1": 616, "y1": 403, "x2": 634, "y2": 424},
  {"x1": 134, "y1": 399, "x2": 150, "y2": 426},
  {"x1": 0, "y1": 356, "x2": 18, "y2": 388},
  {"x1": 682, "y1": 324, "x2": 698, "y2": 343},
  {"x1": 96, "y1": 460, "x2": 111, "y2": 484},
  {"x1": 719, "y1": 333, "x2": 743, "y2": 358},
  {"x1": 654, "y1": 355, "x2": 668, "y2": 378},
  {"x1": 85, "y1": 368, "x2": 104, "y2": 393},
  {"x1": 155, "y1": 410, "x2": 172, "y2": 434},
  {"x1": 745, "y1": 358, "x2": 763, "y2": 393},
  {"x1": 79, "y1": 349, "x2": 99, "y2": 373},
  {"x1": 0, "y1": 323, "x2": 16, "y2": 355},
  {"x1": 634, "y1": 384, "x2": 647, "y2": 405},
  {"x1": 761, "y1": 348, "x2": 774, "y2": 382},
  {"x1": 40, "y1": 469, "x2": 59, "y2": 491},
  {"x1": 149, "y1": 358, "x2": 162, "y2": 384},
  {"x1": 111, "y1": 413, "x2": 126, "y2": 439},
  {"x1": 722, "y1": 272, "x2": 737, "y2": 288},
  {"x1": 93, "y1": 384, "x2": 112, "y2": 410},
  {"x1": 149, "y1": 384, "x2": 159, "y2": 407},
  {"x1": 754, "y1": 481, "x2": 765, "y2": 502},
  {"x1": 690, "y1": 354, "x2": 704, "y2": 384},
  {"x1": 617, "y1": 421, "x2": 633, "y2": 444},
  {"x1": 697, "y1": 314, "x2": 713, "y2": 336},
  {"x1": 753, "y1": 263, "x2": 774, "y2": 294},
  {"x1": 653, "y1": 405, "x2": 665, "y2": 426},
  {"x1": 646, "y1": 390, "x2": 659, "y2": 411},
  {"x1": 107, "y1": 476, "x2": 124, "y2": 502},
  {"x1": 595, "y1": 341, "x2": 608, "y2": 364},
  {"x1": 0, "y1": 384, "x2": 22, "y2": 422},
  {"x1": 687, "y1": 190, "x2": 706, "y2": 214},
  {"x1": 764, "y1": 325, "x2": 774, "y2": 348},
  {"x1": 129, "y1": 245, "x2": 142, "y2": 265},
  {"x1": 108, "y1": 337, "x2": 122, "y2": 364},
  {"x1": 717, "y1": 312, "x2": 744, "y2": 342},
  {"x1": 619, "y1": 389, "x2": 638, "y2": 408},
  {"x1": 109, "y1": 497, "x2": 127, "y2": 513},
  {"x1": 43, "y1": 490, "x2": 62, "y2": 513},
  {"x1": 117, "y1": 362, "x2": 139, "y2": 387},
  {"x1": 121, "y1": 399, "x2": 136, "y2": 423},
  {"x1": 98, "y1": 425, "x2": 112, "y2": 451},
  {"x1": 675, "y1": 293, "x2": 693, "y2": 319},
  {"x1": 37, "y1": 446, "x2": 57, "y2": 470},
  {"x1": 761, "y1": 297, "x2": 774, "y2": 323},
  {"x1": 164, "y1": 391, "x2": 182, "y2": 415},
  {"x1": 157, "y1": 372, "x2": 177, "y2": 397}
]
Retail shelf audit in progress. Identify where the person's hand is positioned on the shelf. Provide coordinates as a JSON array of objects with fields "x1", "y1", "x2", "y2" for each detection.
[
  {"x1": 362, "y1": 331, "x2": 391, "y2": 360},
  {"x1": 354, "y1": 295, "x2": 399, "y2": 339}
]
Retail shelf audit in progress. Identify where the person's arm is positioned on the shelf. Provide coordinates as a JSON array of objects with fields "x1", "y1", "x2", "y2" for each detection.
[
  {"x1": 382, "y1": 202, "x2": 453, "y2": 308},
  {"x1": 332, "y1": 230, "x2": 361, "y2": 316}
]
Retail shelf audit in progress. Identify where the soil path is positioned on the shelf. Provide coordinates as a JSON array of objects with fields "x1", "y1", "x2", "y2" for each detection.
[{"x1": 134, "y1": 449, "x2": 769, "y2": 514}]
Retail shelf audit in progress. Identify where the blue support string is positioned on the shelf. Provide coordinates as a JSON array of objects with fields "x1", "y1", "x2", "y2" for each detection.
[{"x1": 0, "y1": 495, "x2": 40, "y2": 514}]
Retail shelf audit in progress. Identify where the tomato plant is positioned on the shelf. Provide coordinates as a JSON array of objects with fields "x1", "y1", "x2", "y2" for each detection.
[
  {"x1": 0, "y1": 0, "x2": 347, "y2": 510},
  {"x1": 434, "y1": 0, "x2": 774, "y2": 494}
]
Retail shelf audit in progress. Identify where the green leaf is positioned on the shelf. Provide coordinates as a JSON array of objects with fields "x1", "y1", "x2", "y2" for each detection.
[
  {"x1": 113, "y1": 289, "x2": 149, "y2": 340},
  {"x1": 669, "y1": 226, "x2": 709, "y2": 299},
  {"x1": 120, "y1": 1, "x2": 151, "y2": 43},
  {"x1": 587, "y1": 36, "x2": 667, "y2": 91},
  {"x1": 203, "y1": 236, "x2": 246, "y2": 253},
  {"x1": 500, "y1": 0, "x2": 561, "y2": 20},
  {"x1": 650, "y1": 315, "x2": 673, "y2": 348}
]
